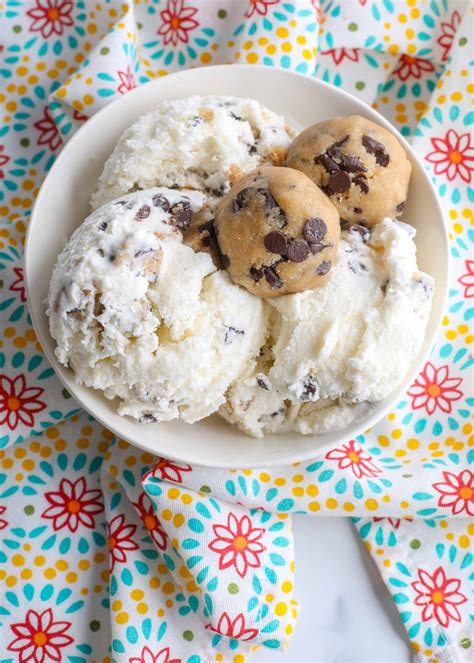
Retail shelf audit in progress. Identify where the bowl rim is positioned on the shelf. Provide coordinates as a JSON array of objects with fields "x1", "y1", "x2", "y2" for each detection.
[{"x1": 25, "y1": 64, "x2": 449, "y2": 468}]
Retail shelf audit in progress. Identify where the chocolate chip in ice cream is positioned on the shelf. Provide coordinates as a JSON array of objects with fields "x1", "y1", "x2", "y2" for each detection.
[
  {"x1": 300, "y1": 375, "x2": 318, "y2": 401},
  {"x1": 170, "y1": 200, "x2": 193, "y2": 231},
  {"x1": 136, "y1": 205, "x2": 151, "y2": 220},
  {"x1": 224, "y1": 326, "x2": 245, "y2": 345},
  {"x1": 139, "y1": 414, "x2": 158, "y2": 424},
  {"x1": 152, "y1": 194, "x2": 170, "y2": 211}
]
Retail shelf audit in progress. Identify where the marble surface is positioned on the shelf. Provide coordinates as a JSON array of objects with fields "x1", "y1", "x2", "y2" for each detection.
[{"x1": 255, "y1": 517, "x2": 412, "y2": 662}]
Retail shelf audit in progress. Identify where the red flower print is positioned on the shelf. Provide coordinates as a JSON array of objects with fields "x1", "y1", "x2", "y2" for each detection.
[
  {"x1": 7, "y1": 608, "x2": 73, "y2": 663},
  {"x1": 393, "y1": 54, "x2": 435, "y2": 81},
  {"x1": 206, "y1": 612, "x2": 259, "y2": 641},
  {"x1": 374, "y1": 517, "x2": 413, "y2": 529},
  {"x1": 157, "y1": 0, "x2": 199, "y2": 47},
  {"x1": 0, "y1": 505, "x2": 7, "y2": 530},
  {"x1": 10, "y1": 267, "x2": 26, "y2": 303},
  {"x1": 107, "y1": 514, "x2": 139, "y2": 571},
  {"x1": 129, "y1": 646, "x2": 181, "y2": 663},
  {"x1": 148, "y1": 457, "x2": 192, "y2": 483},
  {"x1": 310, "y1": 0, "x2": 320, "y2": 20},
  {"x1": 208, "y1": 512, "x2": 265, "y2": 578},
  {"x1": 42, "y1": 477, "x2": 104, "y2": 532},
  {"x1": 438, "y1": 10, "x2": 461, "y2": 62},
  {"x1": 73, "y1": 109, "x2": 88, "y2": 122},
  {"x1": 0, "y1": 374, "x2": 46, "y2": 430},
  {"x1": 0, "y1": 145, "x2": 10, "y2": 179},
  {"x1": 320, "y1": 48, "x2": 359, "y2": 66},
  {"x1": 117, "y1": 65, "x2": 137, "y2": 95},
  {"x1": 34, "y1": 107, "x2": 62, "y2": 152},
  {"x1": 433, "y1": 470, "x2": 474, "y2": 516},
  {"x1": 425, "y1": 129, "x2": 474, "y2": 184},
  {"x1": 459, "y1": 260, "x2": 474, "y2": 298},
  {"x1": 408, "y1": 362, "x2": 462, "y2": 415},
  {"x1": 412, "y1": 566, "x2": 468, "y2": 627},
  {"x1": 27, "y1": 0, "x2": 73, "y2": 39},
  {"x1": 325, "y1": 440, "x2": 381, "y2": 478},
  {"x1": 245, "y1": 0, "x2": 280, "y2": 18},
  {"x1": 133, "y1": 492, "x2": 167, "y2": 551}
]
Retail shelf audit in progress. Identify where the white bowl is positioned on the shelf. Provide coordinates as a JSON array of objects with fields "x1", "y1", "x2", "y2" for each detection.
[{"x1": 25, "y1": 65, "x2": 448, "y2": 469}]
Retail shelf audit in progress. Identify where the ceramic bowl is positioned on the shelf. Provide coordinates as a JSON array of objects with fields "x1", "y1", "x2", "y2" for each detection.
[{"x1": 25, "y1": 65, "x2": 448, "y2": 468}]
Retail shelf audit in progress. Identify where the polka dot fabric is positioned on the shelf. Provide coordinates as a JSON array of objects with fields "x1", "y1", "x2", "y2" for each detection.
[{"x1": 0, "y1": 1, "x2": 472, "y2": 661}]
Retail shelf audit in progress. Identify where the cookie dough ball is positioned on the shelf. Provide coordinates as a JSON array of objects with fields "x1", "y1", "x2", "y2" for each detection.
[
  {"x1": 214, "y1": 166, "x2": 340, "y2": 297},
  {"x1": 286, "y1": 115, "x2": 411, "y2": 227}
]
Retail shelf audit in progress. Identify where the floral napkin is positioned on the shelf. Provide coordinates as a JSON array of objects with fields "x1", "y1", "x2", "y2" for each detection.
[{"x1": 0, "y1": 1, "x2": 472, "y2": 662}]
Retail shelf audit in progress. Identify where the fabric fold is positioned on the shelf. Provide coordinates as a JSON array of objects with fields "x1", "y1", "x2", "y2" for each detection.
[{"x1": 0, "y1": 1, "x2": 472, "y2": 661}]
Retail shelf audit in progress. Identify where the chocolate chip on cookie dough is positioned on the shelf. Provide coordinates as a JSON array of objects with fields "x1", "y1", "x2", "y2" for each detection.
[
  {"x1": 214, "y1": 166, "x2": 340, "y2": 297},
  {"x1": 286, "y1": 115, "x2": 411, "y2": 227}
]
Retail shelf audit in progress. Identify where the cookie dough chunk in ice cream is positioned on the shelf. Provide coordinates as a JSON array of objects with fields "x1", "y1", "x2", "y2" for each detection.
[
  {"x1": 91, "y1": 95, "x2": 296, "y2": 210},
  {"x1": 48, "y1": 188, "x2": 269, "y2": 424},
  {"x1": 220, "y1": 219, "x2": 434, "y2": 437}
]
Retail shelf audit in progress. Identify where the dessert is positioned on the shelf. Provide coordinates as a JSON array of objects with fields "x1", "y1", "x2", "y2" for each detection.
[
  {"x1": 286, "y1": 115, "x2": 411, "y2": 226},
  {"x1": 48, "y1": 188, "x2": 268, "y2": 424},
  {"x1": 220, "y1": 219, "x2": 434, "y2": 437},
  {"x1": 48, "y1": 96, "x2": 434, "y2": 439},
  {"x1": 91, "y1": 96, "x2": 296, "y2": 210},
  {"x1": 214, "y1": 166, "x2": 340, "y2": 297}
]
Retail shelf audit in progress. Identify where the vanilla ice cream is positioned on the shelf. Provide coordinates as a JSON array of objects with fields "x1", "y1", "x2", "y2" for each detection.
[
  {"x1": 91, "y1": 96, "x2": 295, "y2": 210},
  {"x1": 220, "y1": 219, "x2": 434, "y2": 437},
  {"x1": 48, "y1": 189, "x2": 269, "y2": 424}
]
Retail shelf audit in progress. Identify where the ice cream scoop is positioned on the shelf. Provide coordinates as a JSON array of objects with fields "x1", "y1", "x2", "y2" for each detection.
[{"x1": 48, "y1": 188, "x2": 269, "y2": 424}]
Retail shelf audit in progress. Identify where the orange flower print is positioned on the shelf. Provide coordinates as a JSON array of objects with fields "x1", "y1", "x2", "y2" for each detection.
[
  {"x1": 117, "y1": 65, "x2": 137, "y2": 95},
  {"x1": 0, "y1": 374, "x2": 46, "y2": 430},
  {"x1": 206, "y1": 611, "x2": 258, "y2": 641},
  {"x1": 437, "y1": 10, "x2": 461, "y2": 62},
  {"x1": 245, "y1": 0, "x2": 280, "y2": 18},
  {"x1": 412, "y1": 566, "x2": 468, "y2": 627},
  {"x1": 7, "y1": 608, "x2": 73, "y2": 663},
  {"x1": 147, "y1": 457, "x2": 192, "y2": 483},
  {"x1": 157, "y1": 0, "x2": 199, "y2": 47},
  {"x1": 393, "y1": 54, "x2": 435, "y2": 81},
  {"x1": 325, "y1": 440, "x2": 381, "y2": 478},
  {"x1": 320, "y1": 48, "x2": 359, "y2": 65},
  {"x1": 129, "y1": 646, "x2": 181, "y2": 663},
  {"x1": 42, "y1": 477, "x2": 104, "y2": 532},
  {"x1": 34, "y1": 106, "x2": 62, "y2": 152},
  {"x1": 27, "y1": 0, "x2": 73, "y2": 39},
  {"x1": 0, "y1": 144, "x2": 10, "y2": 179},
  {"x1": 209, "y1": 512, "x2": 265, "y2": 578},
  {"x1": 133, "y1": 492, "x2": 167, "y2": 551},
  {"x1": 433, "y1": 470, "x2": 474, "y2": 516},
  {"x1": 408, "y1": 362, "x2": 462, "y2": 414},
  {"x1": 426, "y1": 129, "x2": 474, "y2": 184},
  {"x1": 10, "y1": 267, "x2": 26, "y2": 303},
  {"x1": 107, "y1": 514, "x2": 139, "y2": 571},
  {"x1": 459, "y1": 260, "x2": 474, "y2": 298}
]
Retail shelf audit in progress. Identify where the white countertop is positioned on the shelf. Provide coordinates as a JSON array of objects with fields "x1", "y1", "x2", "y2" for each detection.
[{"x1": 255, "y1": 517, "x2": 412, "y2": 662}]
